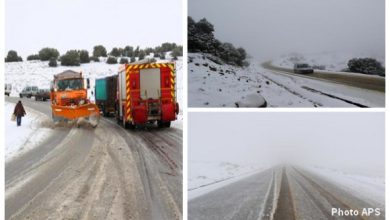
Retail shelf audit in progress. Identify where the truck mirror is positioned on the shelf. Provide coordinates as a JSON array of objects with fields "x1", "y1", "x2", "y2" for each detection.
[{"x1": 87, "y1": 78, "x2": 90, "y2": 89}]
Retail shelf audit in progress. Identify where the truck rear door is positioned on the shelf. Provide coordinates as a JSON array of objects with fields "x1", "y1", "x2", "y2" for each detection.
[{"x1": 140, "y1": 68, "x2": 161, "y2": 99}]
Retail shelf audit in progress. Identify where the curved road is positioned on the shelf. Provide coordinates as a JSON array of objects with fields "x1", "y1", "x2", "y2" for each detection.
[
  {"x1": 189, "y1": 166, "x2": 384, "y2": 220},
  {"x1": 262, "y1": 62, "x2": 385, "y2": 93},
  {"x1": 5, "y1": 97, "x2": 182, "y2": 220}
]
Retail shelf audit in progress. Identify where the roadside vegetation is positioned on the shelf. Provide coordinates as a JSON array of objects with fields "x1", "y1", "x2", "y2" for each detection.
[
  {"x1": 188, "y1": 16, "x2": 248, "y2": 67},
  {"x1": 5, "y1": 42, "x2": 183, "y2": 66},
  {"x1": 346, "y1": 58, "x2": 385, "y2": 76}
]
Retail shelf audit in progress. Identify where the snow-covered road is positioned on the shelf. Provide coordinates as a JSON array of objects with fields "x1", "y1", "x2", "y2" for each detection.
[
  {"x1": 188, "y1": 53, "x2": 385, "y2": 107},
  {"x1": 5, "y1": 97, "x2": 183, "y2": 220},
  {"x1": 188, "y1": 166, "x2": 384, "y2": 220}
]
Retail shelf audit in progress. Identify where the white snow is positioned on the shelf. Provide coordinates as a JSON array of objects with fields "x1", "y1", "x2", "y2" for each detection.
[
  {"x1": 308, "y1": 166, "x2": 385, "y2": 208},
  {"x1": 235, "y1": 93, "x2": 266, "y2": 107},
  {"x1": 188, "y1": 161, "x2": 268, "y2": 199},
  {"x1": 188, "y1": 53, "x2": 384, "y2": 107},
  {"x1": 4, "y1": 102, "x2": 54, "y2": 162}
]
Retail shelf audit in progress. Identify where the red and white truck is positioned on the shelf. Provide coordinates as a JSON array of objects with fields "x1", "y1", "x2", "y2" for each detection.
[{"x1": 116, "y1": 59, "x2": 179, "y2": 128}]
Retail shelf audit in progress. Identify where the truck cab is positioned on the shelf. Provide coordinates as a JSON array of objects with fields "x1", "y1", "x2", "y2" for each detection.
[{"x1": 50, "y1": 70, "x2": 100, "y2": 126}]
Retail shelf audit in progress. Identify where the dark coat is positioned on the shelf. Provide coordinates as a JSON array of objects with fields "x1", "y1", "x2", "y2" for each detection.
[{"x1": 14, "y1": 102, "x2": 26, "y2": 117}]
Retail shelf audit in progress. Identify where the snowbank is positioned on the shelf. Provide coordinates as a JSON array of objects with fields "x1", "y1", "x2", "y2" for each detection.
[
  {"x1": 5, "y1": 102, "x2": 54, "y2": 162},
  {"x1": 188, "y1": 161, "x2": 267, "y2": 199},
  {"x1": 308, "y1": 166, "x2": 384, "y2": 208}
]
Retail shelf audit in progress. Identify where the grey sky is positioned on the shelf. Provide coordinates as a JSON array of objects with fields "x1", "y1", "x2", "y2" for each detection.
[
  {"x1": 6, "y1": 0, "x2": 182, "y2": 58},
  {"x1": 189, "y1": 112, "x2": 384, "y2": 175},
  {"x1": 189, "y1": 0, "x2": 384, "y2": 61}
]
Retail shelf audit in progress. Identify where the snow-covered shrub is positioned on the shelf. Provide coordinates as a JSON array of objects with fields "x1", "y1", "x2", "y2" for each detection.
[
  {"x1": 60, "y1": 50, "x2": 80, "y2": 66},
  {"x1": 172, "y1": 46, "x2": 183, "y2": 59},
  {"x1": 138, "y1": 50, "x2": 146, "y2": 60},
  {"x1": 48, "y1": 57, "x2": 57, "y2": 67},
  {"x1": 38, "y1": 47, "x2": 59, "y2": 61},
  {"x1": 5, "y1": 50, "x2": 23, "y2": 62},
  {"x1": 347, "y1": 58, "x2": 385, "y2": 76},
  {"x1": 79, "y1": 50, "x2": 90, "y2": 63},
  {"x1": 93, "y1": 45, "x2": 107, "y2": 57},
  {"x1": 109, "y1": 47, "x2": 121, "y2": 57},
  {"x1": 123, "y1": 46, "x2": 134, "y2": 57},
  {"x1": 144, "y1": 47, "x2": 154, "y2": 56},
  {"x1": 90, "y1": 56, "x2": 99, "y2": 62},
  {"x1": 119, "y1": 57, "x2": 128, "y2": 64},
  {"x1": 106, "y1": 56, "x2": 118, "y2": 64},
  {"x1": 27, "y1": 54, "x2": 40, "y2": 61}
]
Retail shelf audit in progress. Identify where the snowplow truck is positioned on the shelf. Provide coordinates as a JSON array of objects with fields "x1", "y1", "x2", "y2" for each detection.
[
  {"x1": 50, "y1": 70, "x2": 100, "y2": 127},
  {"x1": 117, "y1": 60, "x2": 179, "y2": 128}
]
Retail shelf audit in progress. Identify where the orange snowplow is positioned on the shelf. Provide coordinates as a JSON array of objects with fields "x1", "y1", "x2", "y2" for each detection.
[{"x1": 50, "y1": 70, "x2": 100, "y2": 127}]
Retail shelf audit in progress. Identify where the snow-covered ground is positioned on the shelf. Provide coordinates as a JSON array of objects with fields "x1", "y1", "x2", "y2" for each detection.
[
  {"x1": 308, "y1": 165, "x2": 385, "y2": 208},
  {"x1": 188, "y1": 53, "x2": 384, "y2": 107},
  {"x1": 4, "y1": 102, "x2": 54, "y2": 162},
  {"x1": 188, "y1": 161, "x2": 268, "y2": 199},
  {"x1": 273, "y1": 51, "x2": 385, "y2": 72}
]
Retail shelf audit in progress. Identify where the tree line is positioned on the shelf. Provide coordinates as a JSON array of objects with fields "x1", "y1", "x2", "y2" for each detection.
[
  {"x1": 5, "y1": 43, "x2": 183, "y2": 67},
  {"x1": 188, "y1": 17, "x2": 248, "y2": 67}
]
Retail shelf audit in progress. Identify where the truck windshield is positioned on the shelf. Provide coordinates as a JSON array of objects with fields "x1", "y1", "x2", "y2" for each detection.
[{"x1": 57, "y1": 79, "x2": 83, "y2": 91}]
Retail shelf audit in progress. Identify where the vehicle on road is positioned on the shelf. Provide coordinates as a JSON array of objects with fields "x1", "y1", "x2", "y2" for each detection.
[
  {"x1": 50, "y1": 70, "x2": 100, "y2": 127},
  {"x1": 95, "y1": 75, "x2": 118, "y2": 117},
  {"x1": 293, "y1": 63, "x2": 314, "y2": 74},
  {"x1": 5, "y1": 83, "x2": 12, "y2": 96},
  {"x1": 35, "y1": 89, "x2": 50, "y2": 101},
  {"x1": 19, "y1": 86, "x2": 38, "y2": 98},
  {"x1": 117, "y1": 59, "x2": 179, "y2": 128}
]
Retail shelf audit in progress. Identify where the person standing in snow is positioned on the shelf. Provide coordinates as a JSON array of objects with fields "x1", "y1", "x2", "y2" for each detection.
[{"x1": 13, "y1": 100, "x2": 26, "y2": 126}]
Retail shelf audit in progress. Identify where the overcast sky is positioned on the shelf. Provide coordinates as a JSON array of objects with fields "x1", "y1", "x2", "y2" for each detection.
[
  {"x1": 189, "y1": 0, "x2": 384, "y2": 61},
  {"x1": 6, "y1": 0, "x2": 182, "y2": 58},
  {"x1": 189, "y1": 112, "x2": 384, "y2": 175}
]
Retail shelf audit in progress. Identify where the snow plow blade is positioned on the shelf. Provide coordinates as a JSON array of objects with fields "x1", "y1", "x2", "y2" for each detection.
[{"x1": 52, "y1": 103, "x2": 100, "y2": 121}]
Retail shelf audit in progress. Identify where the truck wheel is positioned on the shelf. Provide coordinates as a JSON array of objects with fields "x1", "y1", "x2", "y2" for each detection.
[
  {"x1": 158, "y1": 121, "x2": 170, "y2": 128},
  {"x1": 124, "y1": 122, "x2": 134, "y2": 129}
]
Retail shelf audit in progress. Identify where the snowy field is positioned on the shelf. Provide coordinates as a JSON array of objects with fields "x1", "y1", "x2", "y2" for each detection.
[
  {"x1": 188, "y1": 53, "x2": 384, "y2": 107},
  {"x1": 4, "y1": 102, "x2": 53, "y2": 162},
  {"x1": 188, "y1": 161, "x2": 268, "y2": 199}
]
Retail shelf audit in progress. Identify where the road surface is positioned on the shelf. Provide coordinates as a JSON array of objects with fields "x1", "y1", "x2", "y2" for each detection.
[
  {"x1": 189, "y1": 166, "x2": 384, "y2": 220},
  {"x1": 262, "y1": 62, "x2": 385, "y2": 93},
  {"x1": 5, "y1": 97, "x2": 182, "y2": 220}
]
